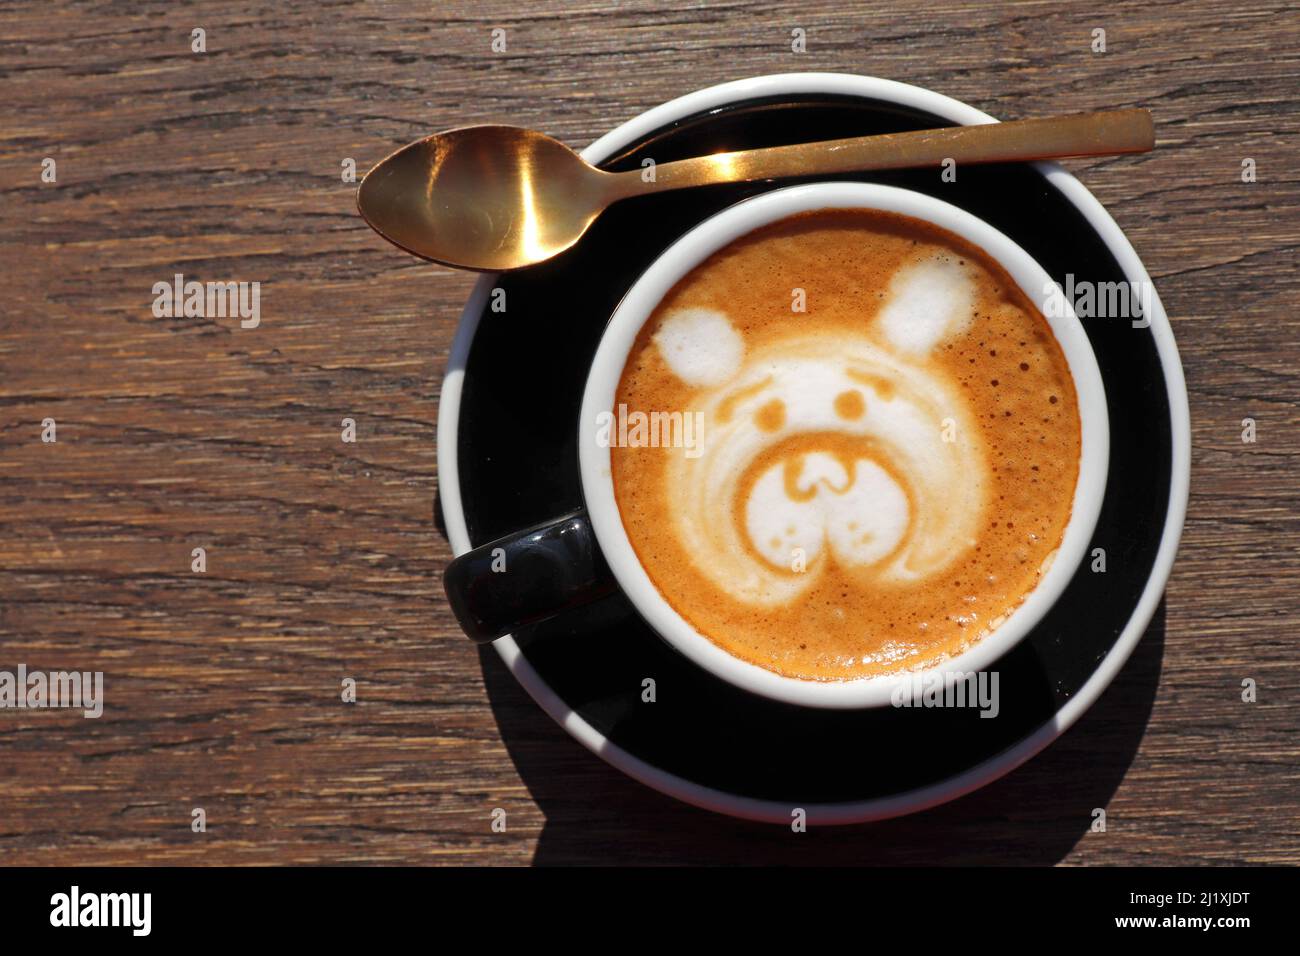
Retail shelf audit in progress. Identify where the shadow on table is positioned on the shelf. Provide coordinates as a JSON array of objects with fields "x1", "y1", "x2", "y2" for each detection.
[{"x1": 477, "y1": 600, "x2": 1166, "y2": 866}]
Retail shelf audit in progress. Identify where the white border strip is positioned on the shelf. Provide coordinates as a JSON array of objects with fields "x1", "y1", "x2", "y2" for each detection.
[{"x1": 435, "y1": 73, "x2": 1191, "y2": 824}]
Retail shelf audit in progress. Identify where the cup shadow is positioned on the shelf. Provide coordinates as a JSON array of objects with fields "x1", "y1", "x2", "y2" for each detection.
[{"x1": 474, "y1": 596, "x2": 1165, "y2": 866}]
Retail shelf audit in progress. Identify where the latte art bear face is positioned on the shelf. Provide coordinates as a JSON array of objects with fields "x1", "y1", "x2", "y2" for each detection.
[
  {"x1": 611, "y1": 210, "x2": 1080, "y2": 680},
  {"x1": 655, "y1": 254, "x2": 988, "y2": 607}
]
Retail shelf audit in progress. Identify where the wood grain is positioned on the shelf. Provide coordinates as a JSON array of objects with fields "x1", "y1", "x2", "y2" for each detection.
[{"x1": 0, "y1": 0, "x2": 1296, "y2": 865}]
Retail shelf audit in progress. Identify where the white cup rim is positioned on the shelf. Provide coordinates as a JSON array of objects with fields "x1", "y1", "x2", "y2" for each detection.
[{"x1": 578, "y1": 181, "x2": 1109, "y2": 709}]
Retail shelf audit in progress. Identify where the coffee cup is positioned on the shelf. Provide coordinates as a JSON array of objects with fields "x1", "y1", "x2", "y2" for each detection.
[{"x1": 444, "y1": 181, "x2": 1108, "y2": 709}]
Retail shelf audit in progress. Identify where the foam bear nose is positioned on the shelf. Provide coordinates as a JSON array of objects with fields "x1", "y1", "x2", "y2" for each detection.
[{"x1": 744, "y1": 452, "x2": 910, "y2": 572}]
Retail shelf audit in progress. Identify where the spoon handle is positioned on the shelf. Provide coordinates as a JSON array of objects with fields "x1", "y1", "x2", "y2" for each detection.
[{"x1": 606, "y1": 109, "x2": 1154, "y2": 198}]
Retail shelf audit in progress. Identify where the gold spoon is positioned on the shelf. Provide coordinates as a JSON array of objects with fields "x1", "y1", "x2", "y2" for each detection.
[{"x1": 357, "y1": 109, "x2": 1153, "y2": 272}]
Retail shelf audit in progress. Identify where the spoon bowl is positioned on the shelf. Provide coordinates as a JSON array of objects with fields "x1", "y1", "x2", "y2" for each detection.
[{"x1": 357, "y1": 125, "x2": 612, "y2": 271}]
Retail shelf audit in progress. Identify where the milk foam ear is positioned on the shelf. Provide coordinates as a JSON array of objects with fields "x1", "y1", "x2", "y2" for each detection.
[
  {"x1": 876, "y1": 254, "x2": 975, "y2": 355},
  {"x1": 653, "y1": 308, "x2": 744, "y2": 386}
]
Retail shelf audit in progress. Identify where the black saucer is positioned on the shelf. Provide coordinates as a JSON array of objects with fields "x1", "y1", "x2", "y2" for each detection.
[{"x1": 442, "y1": 79, "x2": 1181, "y2": 819}]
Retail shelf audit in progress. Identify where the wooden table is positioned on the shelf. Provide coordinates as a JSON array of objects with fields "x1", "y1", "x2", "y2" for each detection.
[{"x1": 1, "y1": 0, "x2": 1296, "y2": 865}]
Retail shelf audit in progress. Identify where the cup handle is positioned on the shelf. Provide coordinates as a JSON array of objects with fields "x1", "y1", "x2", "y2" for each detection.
[{"x1": 443, "y1": 510, "x2": 617, "y2": 643}]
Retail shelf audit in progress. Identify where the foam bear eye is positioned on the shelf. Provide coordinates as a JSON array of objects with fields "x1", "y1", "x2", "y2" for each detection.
[
  {"x1": 876, "y1": 254, "x2": 976, "y2": 355},
  {"x1": 653, "y1": 307, "x2": 744, "y2": 387},
  {"x1": 834, "y1": 390, "x2": 865, "y2": 419},
  {"x1": 754, "y1": 399, "x2": 785, "y2": 431}
]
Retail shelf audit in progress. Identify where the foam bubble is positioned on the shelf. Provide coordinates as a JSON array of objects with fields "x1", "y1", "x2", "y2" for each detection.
[
  {"x1": 876, "y1": 254, "x2": 975, "y2": 355},
  {"x1": 653, "y1": 308, "x2": 744, "y2": 387}
]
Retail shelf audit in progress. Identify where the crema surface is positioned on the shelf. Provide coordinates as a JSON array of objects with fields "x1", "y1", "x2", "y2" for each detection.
[{"x1": 611, "y1": 209, "x2": 1081, "y2": 681}]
